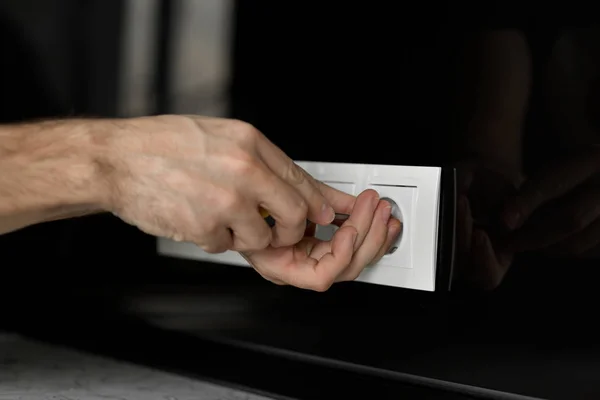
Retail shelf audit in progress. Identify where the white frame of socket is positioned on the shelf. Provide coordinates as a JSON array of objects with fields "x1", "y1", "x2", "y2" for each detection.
[{"x1": 157, "y1": 162, "x2": 442, "y2": 291}]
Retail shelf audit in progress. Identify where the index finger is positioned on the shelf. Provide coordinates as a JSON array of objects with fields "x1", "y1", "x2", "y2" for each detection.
[
  {"x1": 503, "y1": 150, "x2": 600, "y2": 230},
  {"x1": 256, "y1": 135, "x2": 336, "y2": 225},
  {"x1": 317, "y1": 180, "x2": 357, "y2": 215}
]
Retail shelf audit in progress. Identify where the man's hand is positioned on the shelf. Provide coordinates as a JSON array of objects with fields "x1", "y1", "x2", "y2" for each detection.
[
  {"x1": 107, "y1": 115, "x2": 345, "y2": 253},
  {"x1": 104, "y1": 115, "x2": 400, "y2": 289},
  {"x1": 243, "y1": 189, "x2": 402, "y2": 291},
  {"x1": 502, "y1": 147, "x2": 600, "y2": 256},
  {"x1": 0, "y1": 115, "x2": 398, "y2": 290}
]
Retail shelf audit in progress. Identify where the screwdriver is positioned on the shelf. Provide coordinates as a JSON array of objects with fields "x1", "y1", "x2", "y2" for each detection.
[{"x1": 259, "y1": 207, "x2": 349, "y2": 227}]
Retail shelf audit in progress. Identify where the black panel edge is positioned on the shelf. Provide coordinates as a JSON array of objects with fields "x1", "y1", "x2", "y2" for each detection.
[
  {"x1": 9, "y1": 316, "x2": 482, "y2": 400},
  {"x1": 435, "y1": 167, "x2": 457, "y2": 292}
]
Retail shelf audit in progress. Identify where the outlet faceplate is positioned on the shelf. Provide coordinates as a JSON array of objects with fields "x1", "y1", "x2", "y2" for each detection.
[{"x1": 158, "y1": 162, "x2": 442, "y2": 291}]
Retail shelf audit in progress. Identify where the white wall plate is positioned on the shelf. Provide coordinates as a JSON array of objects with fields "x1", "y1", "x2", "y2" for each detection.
[{"x1": 158, "y1": 162, "x2": 456, "y2": 292}]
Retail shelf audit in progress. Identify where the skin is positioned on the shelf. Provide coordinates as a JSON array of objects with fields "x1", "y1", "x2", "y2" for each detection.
[{"x1": 0, "y1": 114, "x2": 400, "y2": 291}]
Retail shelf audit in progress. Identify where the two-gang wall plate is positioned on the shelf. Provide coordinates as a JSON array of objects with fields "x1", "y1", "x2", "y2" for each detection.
[{"x1": 157, "y1": 162, "x2": 456, "y2": 292}]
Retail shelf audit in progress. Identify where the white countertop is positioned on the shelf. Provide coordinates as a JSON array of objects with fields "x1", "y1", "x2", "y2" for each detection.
[{"x1": 0, "y1": 332, "x2": 274, "y2": 400}]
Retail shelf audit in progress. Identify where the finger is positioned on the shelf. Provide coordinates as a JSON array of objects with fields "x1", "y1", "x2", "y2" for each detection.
[
  {"x1": 239, "y1": 252, "x2": 287, "y2": 285},
  {"x1": 502, "y1": 150, "x2": 599, "y2": 230},
  {"x1": 374, "y1": 218, "x2": 403, "y2": 262},
  {"x1": 470, "y1": 229, "x2": 511, "y2": 290},
  {"x1": 295, "y1": 236, "x2": 321, "y2": 256},
  {"x1": 229, "y1": 209, "x2": 273, "y2": 252},
  {"x1": 317, "y1": 181, "x2": 357, "y2": 215},
  {"x1": 551, "y1": 217, "x2": 600, "y2": 256},
  {"x1": 194, "y1": 227, "x2": 233, "y2": 254},
  {"x1": 256, "y1": 137, "x2": 335, "y2": 225},
  {"x1": 336, "y1": 200, "x2": 393, "y2": 281},
  {"x1": 339, "y1": 189, "x2": 380, "y2": 251},
  {"x1": 276, "y1": 226, "x2": 357, "y2": 291},
  {"x1": 256, "y1": 171, "x2": 311, "y2": 248},
  {"x1": 337, "y1": 212, "x2": 402, "y2": 282},
  {"x1": 506, "y1": 188, "x2": 600, "y2": 252}
]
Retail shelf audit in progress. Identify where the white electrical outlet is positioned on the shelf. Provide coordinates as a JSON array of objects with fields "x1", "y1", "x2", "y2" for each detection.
[{"x1": 158, "y1": 162, "x2": 443, "y2": 291}]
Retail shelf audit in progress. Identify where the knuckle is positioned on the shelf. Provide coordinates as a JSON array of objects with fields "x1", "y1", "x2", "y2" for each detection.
[
  {"x1": 201, "y1": 217, "x2": 222, "y2": 234},
  {"x1": 229, "y1": 154, "x2": 260, "y2": 176},
  {"x1": 287, "y1": 199, "x2": 308, "y2": 225},
  {"x1": 310, "y1": 274, "x2": 335, "y2": 292},
  {"x1": 273, "y1": 229, "x2": 303, "y2": 248},
  {"x1": 230, "y1": 120, "x2": 261, "y2": 145},
  {"x1": 255, "y1": 232, "x2": 272, "y2": 249},
  {"x1": 218, "y1": 191, "x2": 244, "y2": 213},
  {"x1": 313, "y1": 279, "x2": 334, "y2": 292},
  {"x1": 238, "y1": 234, "x2": 271, "y2": 252},
  {"x1": 285, "y1": 162, "x2": 306, "y2": 185}
]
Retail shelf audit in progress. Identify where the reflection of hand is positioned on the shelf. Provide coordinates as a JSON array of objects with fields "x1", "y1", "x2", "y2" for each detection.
[
  {"x1": 455, "y1": 161, "x2": 522, "y2": 290},
  {"x1": 502, "y1": 147, "x2": 600, "y2": 256},
  {"x1": 243, "y1": 190, "x2": 401, "y2": 291}
]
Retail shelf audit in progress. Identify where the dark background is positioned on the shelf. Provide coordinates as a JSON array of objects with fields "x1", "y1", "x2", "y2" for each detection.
[{"x1": 0, "y1": 1, "x2": 599, "y2": 399}]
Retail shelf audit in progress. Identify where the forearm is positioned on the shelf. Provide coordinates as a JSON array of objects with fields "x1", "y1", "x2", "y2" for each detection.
[{"x1": 0, "y1": 119, "x2": 112, "y2": 234}]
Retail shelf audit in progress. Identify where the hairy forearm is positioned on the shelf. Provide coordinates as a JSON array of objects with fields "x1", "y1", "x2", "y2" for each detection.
[{"x1": 0, "y1": 119, "x2": 112, "y2": 234}]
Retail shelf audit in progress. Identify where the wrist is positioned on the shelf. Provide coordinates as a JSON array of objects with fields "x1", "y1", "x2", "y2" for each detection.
[
  {"x1": 81, "y1": 118, "x2": 135, "y2": 213},
  {"x1": 3, "y1": 119, "x2": 113, "y2": 214}
]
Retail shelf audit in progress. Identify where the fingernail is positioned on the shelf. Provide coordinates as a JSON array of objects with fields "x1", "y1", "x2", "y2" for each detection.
[
  {"x1": 388, "y1": 221, "x2": 401, "y2": 238},
  {"x1": 382, "y1": 204, "x2": 392, "y2": 223},
  {"x1": 372, "y1": 192, "x2": 380, "y2": 208},
  {"x1": 385, "y1": 223, "x2": 401, "y2": 254},
  {"x1": 322, "y1": 203, "x2": 335, "y2": 223}
]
